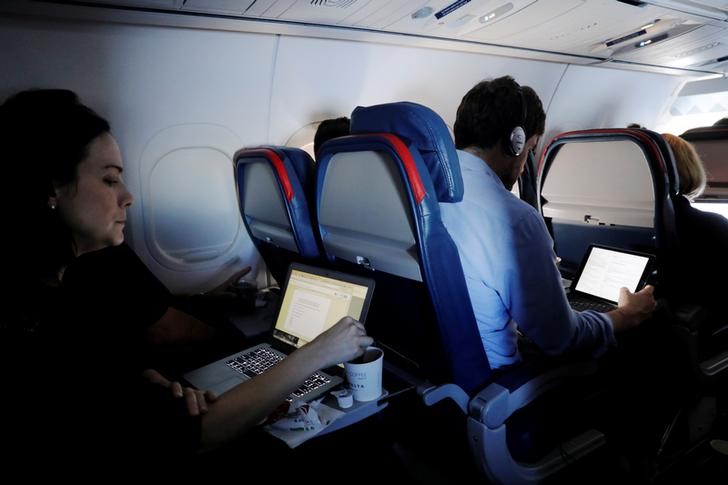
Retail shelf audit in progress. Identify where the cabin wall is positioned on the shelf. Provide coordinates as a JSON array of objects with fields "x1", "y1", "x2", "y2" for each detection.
[{"x1": 0, "y1": 12, "x2": 685, "y2": 292}]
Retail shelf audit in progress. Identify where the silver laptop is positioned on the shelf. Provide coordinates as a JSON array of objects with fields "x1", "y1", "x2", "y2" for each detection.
[
  {"x1": 567, "y1": 244, "x2": 655, "y2": 313},
  {"x1": 184, "y1": 263, "x2": 375, "y2": 400}
]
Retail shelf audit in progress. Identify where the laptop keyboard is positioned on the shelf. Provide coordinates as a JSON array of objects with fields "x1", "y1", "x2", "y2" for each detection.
[
  {"x1": 570, "y1": 300, "x2": 615, "y2": 313},
  {"x1": 225, "y1": 346, "x2": 334, "y2": 400}
]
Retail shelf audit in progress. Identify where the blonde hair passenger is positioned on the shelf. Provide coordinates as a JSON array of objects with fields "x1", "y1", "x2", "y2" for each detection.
[{"x1": 662, "y1": 133, "x2": 707, "y2": 201}]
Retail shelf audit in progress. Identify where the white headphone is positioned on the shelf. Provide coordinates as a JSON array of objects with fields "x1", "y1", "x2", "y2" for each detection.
[{"x1": 506, "y1": 84, "x2": 527, "y2": 157}]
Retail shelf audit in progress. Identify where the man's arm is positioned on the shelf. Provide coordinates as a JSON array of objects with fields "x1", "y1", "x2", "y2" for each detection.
[{"x1": 509, "y1": 211, "x2": 617, "y2": 357}]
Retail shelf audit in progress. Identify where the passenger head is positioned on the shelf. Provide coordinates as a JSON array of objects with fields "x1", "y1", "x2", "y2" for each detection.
[
  {"x1": 1, "y1": 89, "x2": 133, "y2": 277},
  {"x1": 662, "y1": 133, "x2": 707, "y2": 201},
  {"x1": 627, "y1": 123, "x2": 644, "y2": 129},
  {"x1": 713, "y1": 117, "x2": 728, "y2": 128},
  {"x1": 313, "y1": 116, "x2": 350, "y2": 159},
  {"x1": 454, "y1": 75, "x2": 545, "y2": 189}
]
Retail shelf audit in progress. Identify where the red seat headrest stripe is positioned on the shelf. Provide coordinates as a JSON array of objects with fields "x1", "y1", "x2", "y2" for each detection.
[
  {"x1": 378, "y1": 133, "x2": 426, "y2": 203},
  {"x1": 243, "y1": 148, "x2": 294, "y2": 202}
]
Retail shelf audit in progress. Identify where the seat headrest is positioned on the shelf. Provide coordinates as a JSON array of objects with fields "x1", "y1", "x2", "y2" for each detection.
[
  {"x1": 350, "y1": 102, "x2": 463, "y2": 203},
  {"x1": 681, "y1": 126, "x2": 728, "y2": 141},
  {"x1": 267, "y1": 146, "x2": 314, "y2": 189}
]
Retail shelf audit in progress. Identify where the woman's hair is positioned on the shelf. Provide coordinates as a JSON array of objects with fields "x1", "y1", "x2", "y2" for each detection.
[
  {"x1": 662, "y1": 133, "x2": 707, "y2": 200},
  {"x1": 1, "y1": 89, "x2": 111, "y2": 279}
]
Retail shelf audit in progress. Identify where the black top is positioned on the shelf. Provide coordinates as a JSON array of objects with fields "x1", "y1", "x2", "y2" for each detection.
[
  {"x1": 61, "y1": 242, "x2": 171, "y2": 371},
  {"x1": 669, "y1": 195, "x2": 728, "y2": 316},
  {"x1": 3, "y1": 243, "x2": 201, "y2": 472}
]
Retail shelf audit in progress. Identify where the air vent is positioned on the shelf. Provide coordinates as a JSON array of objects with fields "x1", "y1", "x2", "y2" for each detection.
[
  {"x1": 411, "y1": 6, "x2": 433, "y2": 19},
  {"x1": 310, "y1": 0, "x2": 358, "y2": 7},
  {"x1": 607, "y1": 28, "x2": 648, "y2": 46},
  {"x1": 604, "y1": 19, "x2": 661, "y2": 47},
  {"x1": 594, "y1": 19, "x2": 699, "y2": 56},
  {"x1": 693, "y1": 54, "x2": 728, "y2": 67}
]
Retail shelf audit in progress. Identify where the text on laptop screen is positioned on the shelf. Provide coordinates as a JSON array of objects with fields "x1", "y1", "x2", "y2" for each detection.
[
  {"x1": 272, "y1": 268, "x2": 370, "y2": 348},
  {"x1": 574, "y1": 247, "x2": 650, "y2": 303}
]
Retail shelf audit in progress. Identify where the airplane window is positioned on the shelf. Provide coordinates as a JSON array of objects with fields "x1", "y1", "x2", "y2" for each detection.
[
  {"x1": 149, "y1": 147, "x2": 241, "y2": 262},
  {"x1": 139, "y1": 124, "x2": 245, "y2": 270},
  {"x1": 657, "y1": 78, "x2": 728, "y2": 134}
]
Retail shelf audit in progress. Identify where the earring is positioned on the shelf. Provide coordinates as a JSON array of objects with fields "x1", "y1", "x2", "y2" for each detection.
[{"x1": 49, "y1": 201, "x2": 57, "y2": 210}]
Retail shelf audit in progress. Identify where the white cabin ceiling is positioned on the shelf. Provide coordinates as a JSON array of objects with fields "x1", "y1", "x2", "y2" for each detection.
[{"x1": 30, "y1": 0, "x2": 728, "y2": 75}]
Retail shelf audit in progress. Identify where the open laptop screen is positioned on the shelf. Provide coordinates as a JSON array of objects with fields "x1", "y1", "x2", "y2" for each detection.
[
  {"x1": 272, "y1": 264, "x2": 374, "y2": 349},
  {"x1": 572, "y1": 245, "x2": 653, "y2": 304}
]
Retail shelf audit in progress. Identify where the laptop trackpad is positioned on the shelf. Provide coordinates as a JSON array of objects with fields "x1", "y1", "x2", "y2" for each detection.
[{"x1": 208, "y1": 375, "x2": 247, "y2": 396}]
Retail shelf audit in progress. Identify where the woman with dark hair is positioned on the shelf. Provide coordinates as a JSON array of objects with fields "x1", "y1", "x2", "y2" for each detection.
[{"x1": 1, "y1": 89, "x2": 372, "y2": 470}]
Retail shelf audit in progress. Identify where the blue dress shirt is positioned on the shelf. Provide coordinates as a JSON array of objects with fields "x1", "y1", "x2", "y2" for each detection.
[{"x1": 440, "y1": 150, "x2": 616, "y2": 368}]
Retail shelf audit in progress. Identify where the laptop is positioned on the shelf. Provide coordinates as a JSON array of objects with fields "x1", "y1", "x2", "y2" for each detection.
[
  {"x1": 567, "y1": 244, "x2": 655, "y2": 313},
  {"x1": 184, "y1": 263, "x2": 375, "y2": 400}
]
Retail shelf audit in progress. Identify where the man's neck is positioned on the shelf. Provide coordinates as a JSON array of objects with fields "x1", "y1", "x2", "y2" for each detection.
[{"x1": 463, "y1": 145, "x2": 510, "y2": 188}]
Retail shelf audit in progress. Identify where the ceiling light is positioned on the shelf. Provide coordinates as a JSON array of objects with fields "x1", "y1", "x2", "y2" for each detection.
[
  {"x1": 479, "y1": 3, "x2": 514, "y2": 24},
  {"x1": 636, "y1": 32, "x2": 668, "y2": 48}
]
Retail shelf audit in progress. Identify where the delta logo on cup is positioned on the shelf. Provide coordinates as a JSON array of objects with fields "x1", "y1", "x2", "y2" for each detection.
[{"x1": 344, "y1": 346, "x2": 383, "y2": 402}]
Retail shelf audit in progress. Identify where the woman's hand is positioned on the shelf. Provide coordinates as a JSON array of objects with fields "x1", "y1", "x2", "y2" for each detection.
[
  {"x1": 168, "y1": 380, "x2": 218, "y2": 416},
  {"x1": 305, "y1": 316, "x2": 373, "y2": 368},
  {"x1": 142, "y1": 369, "x2": 218, "y2": 416}
]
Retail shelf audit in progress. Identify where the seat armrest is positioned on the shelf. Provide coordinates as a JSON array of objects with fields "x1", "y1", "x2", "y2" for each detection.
[
  {"x1": 701, "y1": 350, "x2": 728, "y2": 377},
  {"x1": 419, "y1": 383, "x2": 469, "y2": 413},
  {"x1": 469, "y1": 360, "x2": 599, "y2": 428},
  {"x1": 382, "y1": 360, "x2": 469, "y2": 413},
  {"x1": 467, "y1": 360, "x2": 605, "y2": 484},
  {"x1": 670, "y1": 303, "x2": 728, "y2": 379}
]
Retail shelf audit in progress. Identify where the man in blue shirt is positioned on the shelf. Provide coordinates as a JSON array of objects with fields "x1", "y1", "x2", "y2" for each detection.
[{"x1": 440, "y1": 76, "x2": 657, "y2": 369}]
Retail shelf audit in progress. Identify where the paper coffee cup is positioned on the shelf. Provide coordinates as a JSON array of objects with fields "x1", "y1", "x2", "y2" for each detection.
[{"x1": 344, "y1": 347, "x2": 383, "y2": 402}]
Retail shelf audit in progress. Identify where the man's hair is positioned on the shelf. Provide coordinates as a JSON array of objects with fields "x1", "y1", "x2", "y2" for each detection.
[
  {"x1": 454, "y1": 75, "x2": 545, "y2": 153},
  {"x1": 663, "y1": 133, "x2": 707, "y2": 200},
  {"x1": 314, "y1": 117, "x2": 350, "y2": 157},
  {"x1": 713, "y1": 117, "x2": 728, "y2": 128}
]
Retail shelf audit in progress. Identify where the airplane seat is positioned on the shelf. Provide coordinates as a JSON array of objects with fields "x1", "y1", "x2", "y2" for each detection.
[
  {"x1": 538, "y1": 128, "x2": 677, "y2": 278},
  {"x1": 644, "y1": 126, "x2": 728, "y2": 382},
  {"x1": 680, "y1": 125, "x2": 728, "y2": 201},
  {"x1": 316, "y1": 101, "x2": 489, "y2": 392},
  {"x1": 676, "y1": 126, "x2": 728, "y2": 334},
  {"x1": 316, "y1": 102, "x2": 608, "y2": 484},
  {"x1": 233, "y1": 146, "x2": 320, "y2": 286},
  {"x1": 655, "y1": 126, "x2": 728, "y2": 461},
  {"x1": 539, "y1": 128, "x2": 727, "y2": 472}
]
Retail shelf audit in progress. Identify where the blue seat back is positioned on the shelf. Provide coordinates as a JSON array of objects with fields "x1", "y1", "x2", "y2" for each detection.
[
  {"x1": 234, "y1": 146, "x2": 319, "y2": 284},
  {"x1": 316, "y1": 102, "x2": 491, "y2": 393}
]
